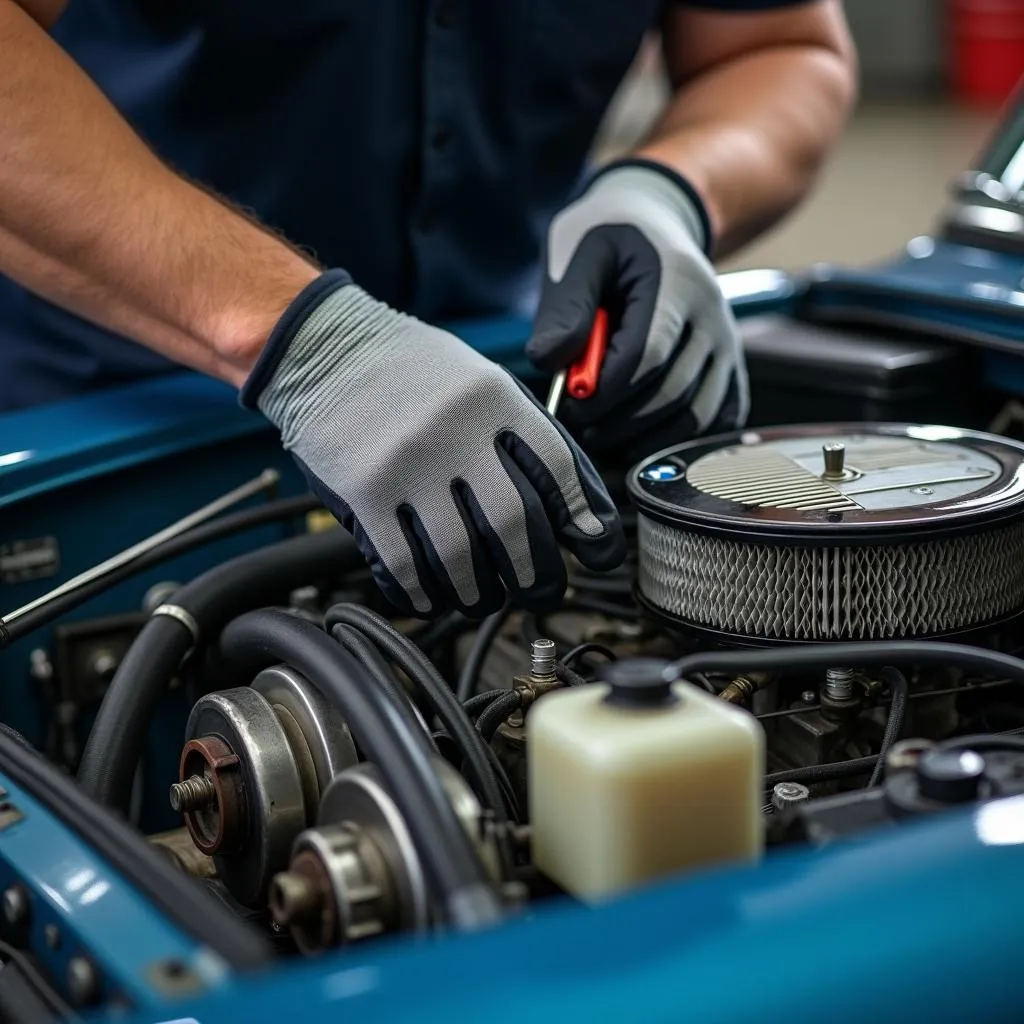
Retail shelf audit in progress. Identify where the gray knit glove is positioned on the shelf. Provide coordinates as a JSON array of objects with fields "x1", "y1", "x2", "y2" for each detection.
[
  {"x1": 528, "y1": 160, "x2": 749, "y2": 454},
  {"x1": 242, "y1": 271, "x2": 625, "y2": 617}
]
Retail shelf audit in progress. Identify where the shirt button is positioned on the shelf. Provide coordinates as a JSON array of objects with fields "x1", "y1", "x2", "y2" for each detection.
[
  {"x1": 435, "y1": 2, "x2": 457, "y2": 28},
  {"x1": 417, "y1": 209, "x2": 437, "y2": 233},
  {"x1": 430, "y1": 126, "x2": 452, "y2": 150}
]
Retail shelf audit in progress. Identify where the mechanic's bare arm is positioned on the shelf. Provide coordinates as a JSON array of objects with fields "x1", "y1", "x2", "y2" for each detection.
[
  {"x1": 636, "y1": 0, "x2": 857, "y2": 258},
  {"x1": 0, "y1": 0, "x2": 318, "y2": 385}
]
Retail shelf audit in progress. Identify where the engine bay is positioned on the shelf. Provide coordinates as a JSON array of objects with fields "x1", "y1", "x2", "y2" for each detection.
[
  {"x1": 3, "y1": 290, "x2": 1024, "y2": 1019},
  {"x1": 2, "y1": 411, "x2": 1024, "y2": 1018},
  {"x1": 153, "y1": 421, "x2": 1024, "y2": 950}
]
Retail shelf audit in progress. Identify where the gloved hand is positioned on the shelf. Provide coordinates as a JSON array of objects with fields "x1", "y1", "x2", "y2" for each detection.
[
  {"x1": 527, "y1": 159, "x2": 749, "y2": 452},
  {"x1": 242, "y1": 271, "x2": 626, "y2": 618}
]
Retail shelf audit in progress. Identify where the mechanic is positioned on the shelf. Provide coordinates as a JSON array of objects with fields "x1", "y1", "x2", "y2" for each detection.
[{"x1": 0, "y1": 1, "x2": 855, "y2": 617}]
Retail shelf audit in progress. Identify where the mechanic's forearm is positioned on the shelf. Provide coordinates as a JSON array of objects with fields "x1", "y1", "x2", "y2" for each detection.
[
  {"x1": 635, "y1": 45, "x2": 856, "y2": 258},
  {"x1": 0, "y1": 2, "x2": 319, "y2": 384}
]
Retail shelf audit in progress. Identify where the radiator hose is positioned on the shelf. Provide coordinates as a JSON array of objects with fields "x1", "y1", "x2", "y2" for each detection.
[{"x1": 78, "y1": 529, "x2": 362, "y2": 812}]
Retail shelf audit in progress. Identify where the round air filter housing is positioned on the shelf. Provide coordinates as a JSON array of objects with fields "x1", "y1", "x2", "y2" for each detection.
[{"x1": 629, "y1": 424, "x2": 1024, "y2": 643}]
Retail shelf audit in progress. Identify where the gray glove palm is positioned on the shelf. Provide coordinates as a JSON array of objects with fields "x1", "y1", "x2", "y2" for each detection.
[
  {"x1": 528, "y1": 160, "x2": 749, "y2": 454},
  {"x1": 243, "y1": 272, "x2": 625, "y2": 617}
]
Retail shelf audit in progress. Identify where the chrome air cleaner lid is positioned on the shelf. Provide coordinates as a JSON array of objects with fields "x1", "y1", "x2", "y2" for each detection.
[
  {"x1": 628, "y1": 424, "x2": 1024, "y2": 642},
  {"x1": 630, "y1": 424, "x2": 1024, "y2": 543}
]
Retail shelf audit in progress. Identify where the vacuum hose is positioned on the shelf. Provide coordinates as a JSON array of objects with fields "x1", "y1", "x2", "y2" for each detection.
[{"x1": 219, "y1": 609, "x2": 503, "y2": 931}]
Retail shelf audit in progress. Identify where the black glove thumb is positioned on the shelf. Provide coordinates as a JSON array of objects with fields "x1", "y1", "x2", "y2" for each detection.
[{"x1": 527, "y1": 229, "x2": 618, "y2": 372}]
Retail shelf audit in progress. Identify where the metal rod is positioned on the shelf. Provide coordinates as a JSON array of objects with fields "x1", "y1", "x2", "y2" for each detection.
[
  {"x1": 2, "y1": 469, "x2": 280, "y2": 628},
  {"x1": 545, "y1": 370, "x2": 567, "y2": 417},
  {"x1": 755, "y1": 679, "x2": 1014, "y2": 721},
  {"x1": 843, "y1": 472, "x2": 991, "y2": 497}
]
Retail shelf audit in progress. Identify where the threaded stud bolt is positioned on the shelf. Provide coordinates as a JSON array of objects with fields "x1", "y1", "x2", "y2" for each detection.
[
  {"x1": 530, "y1": 638, "x2": 557, "y2": 679},
  {"x1": 169, "y1": 774, "x2": 216, "y2": 813}
]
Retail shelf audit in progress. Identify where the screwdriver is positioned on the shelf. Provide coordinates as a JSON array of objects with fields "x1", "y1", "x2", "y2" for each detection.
[{"x1": 545, "y1": 308, "x2": 610, "y2": 417}]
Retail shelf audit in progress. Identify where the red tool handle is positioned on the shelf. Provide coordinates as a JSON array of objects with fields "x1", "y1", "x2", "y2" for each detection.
[{"x1": 566, "y1": 308, "x2": 609, "y2": 400}]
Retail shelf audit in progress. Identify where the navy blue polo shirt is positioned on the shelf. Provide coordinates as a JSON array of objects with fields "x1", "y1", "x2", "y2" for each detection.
[{"x1": 0, "y1": 0, "x2": 803, "y2": 410}]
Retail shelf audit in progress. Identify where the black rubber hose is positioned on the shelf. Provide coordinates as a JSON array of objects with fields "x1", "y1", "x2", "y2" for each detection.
[
  {"x1": 456, "y1": 604, "x2": 511, "y2": 702},
  {"x1": 219, "y1": 610, "x2": 501, "y2": 930},
  {"x1": 689, "y1": 672, "x2": 718, "y2": 695},
  {"x1": 79, "y1": 529, "x2": 362, "y2": 811},
  {"x1": 409, "y1": 611, "x2": 467, "y2": 655},
  {"x1": 462, "y1": 690, "x2": 509, "y2": 717},
  {"x1": 482, "y1": 747, "x2": 522, "y2": 823},
  {"x1": 331, "y1": 624, "x2": 420, "y2": 723},
  {"x1": 476, "y1": 690, "x2": 523, "y2": 743},
  {"x1": 0, "y1": 729, "x2": 271, "y2": 969},
  {"x1": 673, "y1": 642, "x2": 1024, "y2": 688},
  {"x1": 333, "y1": 623, "x2": 443, "y2": 754},
  {"x1": 554, "y1": 663, "x2": 588, "y2": 688},
  {"x1": 79, "y1": 615, "x2": 191, "y2": 809},
  {"x1": 869, "y1": 667, "x2": 910, "y2": 787},
  {"x1": 432, "y1": 713, "x2": 523, "y2": 823},
  {"x1": 325, "y1": 605, "x2": 512, "y2": 828},
  {"x1": 559, "y1": 642, "x2": 617, "y2": 669},
  {"x1": 0, "y1": 723, "x2": 36, "y2": 754},
  {"x1": 0, "y1": 493, "x2": 320, "y2": 647},
  {"x1": 766, "y1": 754, "x2": 878, "y2": 788}
]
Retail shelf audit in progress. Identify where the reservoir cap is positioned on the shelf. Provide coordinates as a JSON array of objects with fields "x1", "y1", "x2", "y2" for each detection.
[
  {"x1": 600, "y1": 659, "x2": 678, "y2": 709},
  {"x1": 917, "y1": 748, "x2": 985, "y2": 803}
]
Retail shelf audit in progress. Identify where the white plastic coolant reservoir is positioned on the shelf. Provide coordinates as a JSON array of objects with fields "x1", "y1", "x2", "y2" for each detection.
[{"x1": 528, "y1": 659, "x2": 764, "y2": 901}]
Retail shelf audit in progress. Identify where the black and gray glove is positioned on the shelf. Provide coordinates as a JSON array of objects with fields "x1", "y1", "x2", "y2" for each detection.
[
  {"x1": 528, "y1": 160, "x2": 749, "y2": 451},
  {"x1": 242, "y1": 271, "x2": 625, "y2": 618}
]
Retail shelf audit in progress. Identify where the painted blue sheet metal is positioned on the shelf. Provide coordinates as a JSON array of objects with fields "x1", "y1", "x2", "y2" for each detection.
[
  {"x1": 147, "y1": 798, "x2": 1024, "y2": 1024},
  {"x1": 801, "y1": 239, "x2": 1024, "y2": 352},
  {"x1": 0, "y1": 771, "x2": 235, "y2": 1014}
]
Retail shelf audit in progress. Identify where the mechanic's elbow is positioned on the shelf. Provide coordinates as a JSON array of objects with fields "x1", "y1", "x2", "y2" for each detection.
[
  {"x1": 829, "y1": 36, "x2": 860, "y2": 123},
  {"x1": 793, "y1": 40, "x2": 859, "y2": 184}
]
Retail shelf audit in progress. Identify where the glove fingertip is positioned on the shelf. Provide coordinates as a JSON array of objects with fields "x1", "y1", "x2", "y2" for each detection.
[
  {"x1": 570, "y1": 519, "x2": 628, "y2": 573},
  {"x1": 526, "y1": 322, "x2": 589, "y2": 371}
]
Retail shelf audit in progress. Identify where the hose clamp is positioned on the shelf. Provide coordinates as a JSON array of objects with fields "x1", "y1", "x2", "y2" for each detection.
[{"x1": 151, "y1": 604, "x2": 200, "y2": 646}]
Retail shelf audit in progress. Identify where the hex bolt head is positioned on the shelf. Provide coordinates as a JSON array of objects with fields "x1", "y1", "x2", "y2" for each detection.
[
  {"x1": 67, "y1": 955, "x2": 100, "y2": 1007},
  {"x1": 771, "y1": 782, "x2": 811, "y2": 811},
  {"x1": 801, "y1": 690, "x2": 817, "y2": 705}
]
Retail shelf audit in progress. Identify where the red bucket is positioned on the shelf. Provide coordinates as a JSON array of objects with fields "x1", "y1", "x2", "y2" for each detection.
[{"x1": 951, "y1": 0, "x2": 1024, "y2": 104}]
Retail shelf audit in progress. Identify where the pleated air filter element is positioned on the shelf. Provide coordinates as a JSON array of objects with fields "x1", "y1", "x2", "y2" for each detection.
[{"x1": 628, "y1": 425, "x2": 1024, "y2": 643}]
